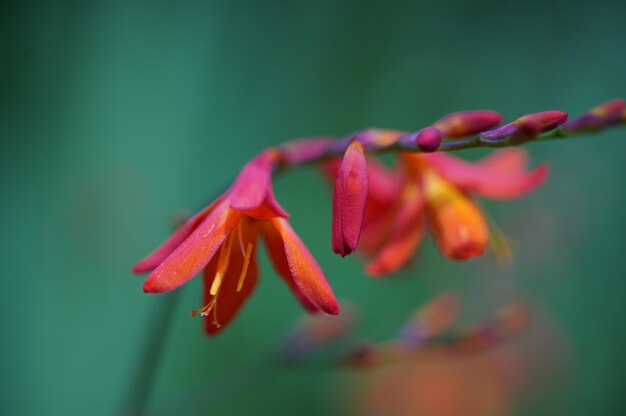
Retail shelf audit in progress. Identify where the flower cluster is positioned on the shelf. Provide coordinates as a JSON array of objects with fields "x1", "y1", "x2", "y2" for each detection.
[
  {"x1": 133, "y1": 99, "x2": 624, "y2": 335},
  {"x1": 324, "y1": 145, "x2": 548, "y2": 275}
]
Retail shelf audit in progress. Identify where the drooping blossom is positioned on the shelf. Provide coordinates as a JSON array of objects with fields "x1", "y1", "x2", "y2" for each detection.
[
  {"x1": 133, "y1": 149, "x2": 339, "y2": 334},
  {"x1": 324, "y1": 147, "x2": 548, "y2": 276}
]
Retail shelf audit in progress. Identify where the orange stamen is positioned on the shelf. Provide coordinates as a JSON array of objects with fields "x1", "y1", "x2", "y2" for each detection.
[
  {"x1": 210, "y1": 232, "x2": 234, "y2": 296},
  {"x1": 190, "y1": 297, "x2": 216, "y2": 317}
]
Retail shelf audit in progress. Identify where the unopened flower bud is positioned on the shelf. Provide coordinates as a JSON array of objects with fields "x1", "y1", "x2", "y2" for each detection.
[
  {"x1": 332, "y1": 140, "x2": 368, "y2": 256},
  {"x1": 433, "y1": 110, "x2": 502, "y2": 138},
  {"x1": 513, "y1": 110, "x2": 568, "y2": 132},
  {"x1": 416, "y1": 127, "x2": 443, "y2": 152},
  {"x1": 481, "y1": 111, "x2": 567, "y2": 141},
  {"x1": 560, "y1": 99, "x2": 626, "y2": 133}
]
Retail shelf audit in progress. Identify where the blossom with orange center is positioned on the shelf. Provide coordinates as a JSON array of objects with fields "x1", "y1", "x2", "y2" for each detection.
[
  {"x1": 361, "y1": 148, "x2": 548, "y2": 276},
  {"x1": 133, "y1": 149, "x2": 339, "y2": 335}
]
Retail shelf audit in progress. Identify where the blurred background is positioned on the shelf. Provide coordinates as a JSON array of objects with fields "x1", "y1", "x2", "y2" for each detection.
[{"x1": 2, "y1": 0, "x2": 626, "y2": 414}]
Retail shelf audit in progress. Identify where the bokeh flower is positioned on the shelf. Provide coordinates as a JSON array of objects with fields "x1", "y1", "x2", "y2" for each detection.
[{"x1": 363, "y1": 148, "x2": 548, "y2": 275}]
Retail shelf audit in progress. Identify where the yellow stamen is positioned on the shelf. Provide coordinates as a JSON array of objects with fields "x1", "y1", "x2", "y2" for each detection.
[
  {"x1": 237, "y1": 242, "x2": 254, "y2": 292},
  {"x1": 210, "y1": 233, "x2": 234, "y2": 296}
]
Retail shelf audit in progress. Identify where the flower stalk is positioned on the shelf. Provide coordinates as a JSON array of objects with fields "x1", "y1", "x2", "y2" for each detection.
[
  {"x1": 278, "y1": 100, "x2": 625, "y2": 168},
  {"x1": 133, "y1": 99, "x2": 625, "y2": 336}
]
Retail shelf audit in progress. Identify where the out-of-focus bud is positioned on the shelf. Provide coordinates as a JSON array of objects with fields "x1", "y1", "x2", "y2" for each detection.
[
  {"x1": 433, "y1": 110, "x2": 502, "y2": 138},
  {"x1": 452, "y1": 302, "x2": 531, "y2": 353},
  {"x1": 514, "y1": 110, "x2": 568, "y2": 131},
  {"x1": 416, "y1": 127, "x2": 444, "y2": 152},
  {"x1": 280, "y1": 303, "x2": 358, "y2": 362},
  {"x1": 344, "y1": 341, "x2": 414, "y2": 368},
  {"x1": 399, "y1": 127, "x2": 443, "y2": 152},
  {"x1": 481, "y1": 111, "x2": 568, "y2": 141},
  {"x1": 357, "y1": 128, "x2": 405, "y2": 149},
  {"x1": 422, "y1": 168, "x2": 489, "y2": 260},
  {"x1": 279, "y1": 137, "x2": 333, "y2": 165},
  {"x1": 560, "y1": 99, "x2": 626, "y2": 133},
  {"x1": 332, "y1": 140, "x2": 368, "y2": 256},
  {"x1": 344, "y1": 342, "x2": 379, "y2": 368},
  {"x1": 396, "y1": 293, "x2": 462, "y2": 347}
]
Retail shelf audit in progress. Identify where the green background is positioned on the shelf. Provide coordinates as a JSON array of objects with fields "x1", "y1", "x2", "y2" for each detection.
[{"x1": 3, "y1": 0, "x2": 625, "y2": 414}]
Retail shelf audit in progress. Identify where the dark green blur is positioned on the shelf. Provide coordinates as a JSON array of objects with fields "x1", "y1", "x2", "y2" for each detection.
[{"x1": 2, "y1": 0, "x2": 625, "y2": 414}]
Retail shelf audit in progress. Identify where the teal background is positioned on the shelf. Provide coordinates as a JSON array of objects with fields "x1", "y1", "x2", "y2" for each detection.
[{"x1": 2, "y1": 0, "x2": 626, "y2": 414}]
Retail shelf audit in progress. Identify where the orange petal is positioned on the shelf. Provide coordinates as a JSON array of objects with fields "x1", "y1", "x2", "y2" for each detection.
[
  {"x1": 132, "y1": 197, "x2": 224, "y2": 274},
  {"x1": 366, "y1": 180, "x2": 425, "y2": 276},
  {"x1": 142, "y1": 202, "x2": 242, "y2": 294},
  {"x1": 423, "y1": 170, "x2": 489, "y2": 260},
  {"x1": 360, "y1": 157, "x2": 403, "y2": 254},
  {"x1": 262, "y1": 218, "x2": 339, "y2": 315}
]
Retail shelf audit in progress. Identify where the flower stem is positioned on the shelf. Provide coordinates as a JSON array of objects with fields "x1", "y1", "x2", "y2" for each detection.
[{"x1": 278, "y1": 121, "x2": 625, "y2": 169}]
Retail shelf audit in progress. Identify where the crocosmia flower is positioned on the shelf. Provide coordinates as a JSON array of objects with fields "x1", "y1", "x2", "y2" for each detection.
[
  {"x1": 133, "y1": 149, "x2": 339, "y2": 334},
  {"x1": 361, "y1": 148, "x2": 548, "y2": 276}
]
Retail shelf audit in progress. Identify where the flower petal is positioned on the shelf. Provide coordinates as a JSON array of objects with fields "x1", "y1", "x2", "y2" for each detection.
[
  {"x1": 261, "y1": 219, "x2": 319, "y2": 313},
  {"x1": 229, "y1": 150, "x2": 289, "y2": 219},
  {"x1": 142, "y1": 202, "x2": 242, "y2": 294},
  {"x1": 422, "y1": 170, "x2": 489, "y2": 260},
  {"x1": 263, "y1": 218, "x2": 339, "y2": 315},
  {"x1": 477, "y1": 148, "x2": 529, "y2": 173},
  {"x1": 332, "y1": 140, "x2": 368, "y2": 256},
  {"x1": 201, "y1": 225, "x2": 259, "y2": 335},
  {"x1": 132, "y1": 197, "x2": 224, "y2": 274},
  {"x1": 360, "y1": 157, "x2": 403, "y2": 254},
  {"x1": 425, "y1": 152, "x2": 548, "y2": 200},
  {"x1": 365, "y1": 180, "x2": 424, "y2": 277}
]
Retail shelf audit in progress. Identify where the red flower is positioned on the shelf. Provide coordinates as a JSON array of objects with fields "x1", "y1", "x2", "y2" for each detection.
[{"x1": 133, "y1": 150, "x2": 339, "y2": 334}]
